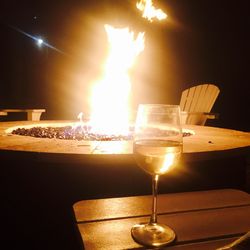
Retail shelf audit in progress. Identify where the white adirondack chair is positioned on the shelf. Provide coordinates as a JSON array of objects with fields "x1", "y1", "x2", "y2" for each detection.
[{"x1": 180, "y1": 83, "x2": 220, "y2": 125}]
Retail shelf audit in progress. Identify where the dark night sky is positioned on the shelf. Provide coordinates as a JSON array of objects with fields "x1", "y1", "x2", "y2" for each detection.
[{"x1": 0, "y1": 0, "x2": 249, "y2": 131}]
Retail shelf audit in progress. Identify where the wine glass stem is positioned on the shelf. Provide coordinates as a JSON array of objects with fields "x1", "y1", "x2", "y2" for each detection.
[{"x1": 150, "y1": 174, "x2": 159, "y2": 224}]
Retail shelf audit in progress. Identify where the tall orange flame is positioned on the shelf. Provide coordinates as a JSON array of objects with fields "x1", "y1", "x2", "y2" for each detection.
[
  {"x1": 89, "y1": 25, "x2": 145, "y2": 135},
  {"x1": 80, "y1": 1, "x2": 167, "y2": 139}
]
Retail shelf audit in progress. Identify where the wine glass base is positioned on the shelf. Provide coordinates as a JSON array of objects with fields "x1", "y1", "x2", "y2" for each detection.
[{"x1": 131, "y1": 222, "x2": 176, "y2": 247}]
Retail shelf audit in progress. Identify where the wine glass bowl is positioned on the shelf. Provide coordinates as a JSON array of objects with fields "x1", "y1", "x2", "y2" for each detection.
[{"x1": 131, "y1": 104, "x2": 183, "y2": 247}]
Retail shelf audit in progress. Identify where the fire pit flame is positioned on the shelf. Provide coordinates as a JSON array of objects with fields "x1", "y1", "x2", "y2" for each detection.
[
  {"x1": 137, "y1": 0, "x2": 167, "y2": 22},
  {"x1": 87, "y1": 25, "x2": 144, "y2": 137},
  {"x1": 84, "y1": 0, "x2": 167, "y2": 137}
]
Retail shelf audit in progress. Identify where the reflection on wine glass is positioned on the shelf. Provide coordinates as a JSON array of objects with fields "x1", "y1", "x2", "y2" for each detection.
[{"x1": 131, "y1": 104, "x2": 183, "y2": 247}]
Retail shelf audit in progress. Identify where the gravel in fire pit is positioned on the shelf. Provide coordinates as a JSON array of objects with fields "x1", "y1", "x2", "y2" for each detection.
[{"x1": 11, "y1": 126, "x2": 192, "y2": 141}]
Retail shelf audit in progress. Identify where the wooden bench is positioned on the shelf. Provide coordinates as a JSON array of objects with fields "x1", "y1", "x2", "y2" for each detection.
[
  {"x1": 73, "y1": 189, "x2": 250, "y2": 249},
  {"x1": 0, "y1": 109, "x2": 45, "y2": 121}
]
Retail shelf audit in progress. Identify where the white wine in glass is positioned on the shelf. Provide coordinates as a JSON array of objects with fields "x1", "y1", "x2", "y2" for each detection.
[{"x1": 131, "y1": 104, "x2": 183, "y2": 247}]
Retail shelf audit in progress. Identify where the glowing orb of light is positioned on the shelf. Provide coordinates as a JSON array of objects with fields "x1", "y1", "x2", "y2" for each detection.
[{"x1": 37, "y1": 38, "x2": 44, "y2": 47}]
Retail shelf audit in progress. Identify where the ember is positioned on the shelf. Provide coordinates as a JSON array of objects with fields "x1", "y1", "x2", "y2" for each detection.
[{"x1": 11, "y1": 126, "x2": 192, "y2": 141}]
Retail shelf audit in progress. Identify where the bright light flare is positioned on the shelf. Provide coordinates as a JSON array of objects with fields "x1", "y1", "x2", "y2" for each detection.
[
  {"x1": 8, "y1": 25, "x2": 68, "y2": 55},
  {"x1": 137, "y1": 0, "x2": 167, "y2": 22},
  {"x1": 37, "y1": 38, "x2": 44, "y2": 47},
  {"x1": 88, "y1": 25, "x2": 145, "y2": 136},
  {"x1": 160, "y1": 153, "x2": 175, "y2": 173}
]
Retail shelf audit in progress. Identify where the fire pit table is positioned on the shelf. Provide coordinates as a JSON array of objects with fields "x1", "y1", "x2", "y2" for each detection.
[
  {"x1": 1, "y1": 120, "x2": 250, "y2": 196},
  {"x1": 1, "y1": 120, "x2": 250, "y2": 158},
  {"x1": 1, "y1": 121, "x2": 250, "y2": 250}
]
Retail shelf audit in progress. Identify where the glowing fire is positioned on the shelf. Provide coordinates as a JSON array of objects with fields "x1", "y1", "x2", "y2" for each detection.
[
  {"x1": 136, "y1": 0, "x2": 167, "y2": 22},
  {"x1": 89, "y1": 25, "x2": 144, "y2": 135},
  {"x1": 78, "y1": 1, "x2": 167, "y2": 137}
]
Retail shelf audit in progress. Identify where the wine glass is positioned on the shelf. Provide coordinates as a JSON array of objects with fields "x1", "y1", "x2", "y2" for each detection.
[{"x1": 131, "y1": 104, "x2": 183, "y2": 247}]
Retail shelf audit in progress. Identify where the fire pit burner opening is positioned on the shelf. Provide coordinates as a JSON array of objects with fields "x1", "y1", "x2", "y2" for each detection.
[{"x1": 10, "y1": 124, "x2": 193, "y2": 141}]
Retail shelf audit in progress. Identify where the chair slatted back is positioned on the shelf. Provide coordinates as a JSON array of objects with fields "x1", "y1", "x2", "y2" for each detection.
[{"x1": 180, "y1": 83, "x2": 220, "y2": 125}]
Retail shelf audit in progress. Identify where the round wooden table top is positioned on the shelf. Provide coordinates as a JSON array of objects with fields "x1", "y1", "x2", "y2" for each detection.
[{"x1": 0, "y1": 120, "x2": 249, "y2": 162}]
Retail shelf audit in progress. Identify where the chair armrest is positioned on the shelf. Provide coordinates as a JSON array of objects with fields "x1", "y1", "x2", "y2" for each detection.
[
  {"x1": 188, "y1": 112, "x2": 219, "y2": 120},
  {"x1": 184, "y1": 112, "x2": 220, "y2": 125},
  {"x1": 0, "y1": 109, "x2": 46, "y2": 121},
  {"x1": 203, "y1": 112, "x2": 220, "y2": 119}
]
